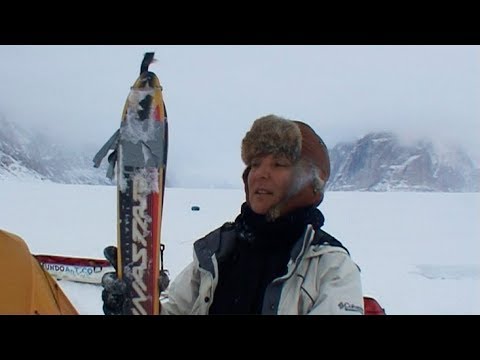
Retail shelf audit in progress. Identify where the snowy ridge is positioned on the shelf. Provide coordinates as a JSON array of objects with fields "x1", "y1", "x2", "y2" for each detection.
[
  {"x1": 412, "y1": 264, "x2": 480, "y2": 280},
  {"x1": 0, "y1": 149, "x2": 48, "y2": 182},
  {"x1": 328, "y1": 132, "x2": 479, "y2": 192},
  {"x1": 0, "y1": 115, "x2": 113, "y2": 185}
]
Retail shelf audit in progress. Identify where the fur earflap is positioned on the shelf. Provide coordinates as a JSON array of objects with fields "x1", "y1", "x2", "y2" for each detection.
[{"x1": 241, "y1": 115, "x2": 302, "y2": 165}]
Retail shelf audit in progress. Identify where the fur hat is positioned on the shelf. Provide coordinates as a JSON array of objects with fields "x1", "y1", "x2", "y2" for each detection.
[{"x1": 241, "y1": 114, "x2": 330, "y2": 219}]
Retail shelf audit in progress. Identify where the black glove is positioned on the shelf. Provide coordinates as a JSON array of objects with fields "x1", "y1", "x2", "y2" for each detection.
[
  {"x1": 101, "y1": 246, "x2": 170, "y2": 315},
  {"x1": 101, "y1": 246, "x2": 129, "y2": 315}
]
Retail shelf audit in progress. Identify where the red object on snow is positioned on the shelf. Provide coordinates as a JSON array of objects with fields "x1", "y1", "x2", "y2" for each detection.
[
  {"x1": 364, "y1": 296, "x2": 386, "y2": 315},
  {"x1": 35, "y1": 254, "x2": 110, "y2": 267}
]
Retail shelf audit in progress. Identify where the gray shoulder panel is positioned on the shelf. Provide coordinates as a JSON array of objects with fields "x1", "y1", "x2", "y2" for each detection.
[{"x1": 193, "y1": 224, "x2": 238, "y2": 278}]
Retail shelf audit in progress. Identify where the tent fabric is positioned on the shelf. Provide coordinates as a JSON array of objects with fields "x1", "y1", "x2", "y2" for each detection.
[{"x1": 0, "y1": 229, "x2": 78, "y2": 315}]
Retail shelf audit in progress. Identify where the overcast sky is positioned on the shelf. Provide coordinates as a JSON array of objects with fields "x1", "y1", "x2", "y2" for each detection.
[{"x1": 0, "y1": 45, "x2": 478, "y2": 187}]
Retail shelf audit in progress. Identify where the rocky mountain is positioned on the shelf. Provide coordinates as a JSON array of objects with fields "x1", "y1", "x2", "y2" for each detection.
[
  {"x1": 0, "y1": 116, "x2": 112, "y2": 185},
  {"x1": 328, "y1": 131, "x2": 479, "y2": 192}
]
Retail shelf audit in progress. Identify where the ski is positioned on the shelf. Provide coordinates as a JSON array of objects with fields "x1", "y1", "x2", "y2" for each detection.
[{"x1": 93, "y1": 52, "x2": 168, "y2": 315}]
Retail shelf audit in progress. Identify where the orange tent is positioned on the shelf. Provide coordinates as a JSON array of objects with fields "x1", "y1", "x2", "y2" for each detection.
[{"x1": 0, "y1": 229, "x2": 78, "y2": 315}]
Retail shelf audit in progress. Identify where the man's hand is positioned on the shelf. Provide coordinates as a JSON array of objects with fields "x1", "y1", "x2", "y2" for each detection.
[
  {"x1": 100, "y1": 246, "x2": 170, "y2": 315},
  {"x1": 101, "y1": 246, "x2": 128, "y2": 315}
]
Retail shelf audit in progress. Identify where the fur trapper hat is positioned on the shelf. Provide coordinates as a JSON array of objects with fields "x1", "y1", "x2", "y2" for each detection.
[{"x1": 241, "y1": 114, "x2": 330, "y2": 219}]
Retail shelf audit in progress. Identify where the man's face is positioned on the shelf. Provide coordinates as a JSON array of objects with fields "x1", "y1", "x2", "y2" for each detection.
[{"x1": 247, "y1": 154, "x2": 294, "y2": 215}]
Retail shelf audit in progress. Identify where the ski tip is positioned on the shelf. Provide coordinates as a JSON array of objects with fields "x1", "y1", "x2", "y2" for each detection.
[{"x1": 140, "y1": 52, "x2": 156, "y2": 74}]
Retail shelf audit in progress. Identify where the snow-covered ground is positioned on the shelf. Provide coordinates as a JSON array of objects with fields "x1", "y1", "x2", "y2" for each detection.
[{"x1": 1, "y1": 180, "x2": 479, "y2": 315}]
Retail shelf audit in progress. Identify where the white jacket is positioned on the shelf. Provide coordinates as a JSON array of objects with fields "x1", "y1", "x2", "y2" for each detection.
[{"x1": 161, "y1": 224, "x2": 364, "y2": 315}]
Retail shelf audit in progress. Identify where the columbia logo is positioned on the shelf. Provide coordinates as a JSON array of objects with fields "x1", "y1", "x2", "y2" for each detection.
[{"x1": 338, "y1": 302, "x2": 364, "y2": 314}]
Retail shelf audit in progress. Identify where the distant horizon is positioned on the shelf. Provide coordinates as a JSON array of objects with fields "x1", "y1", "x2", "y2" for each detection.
[
  {"x1": 1, "y1": 113, "x2": 478, "y2": 191},
  {"x1": 3, "y1": 113, "x2": 478, "y2": 162}
]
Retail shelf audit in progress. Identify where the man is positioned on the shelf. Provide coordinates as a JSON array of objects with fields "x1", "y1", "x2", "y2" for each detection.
[{"x1": 102, "y1": 114, "x2": 364, "y2": 315}]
